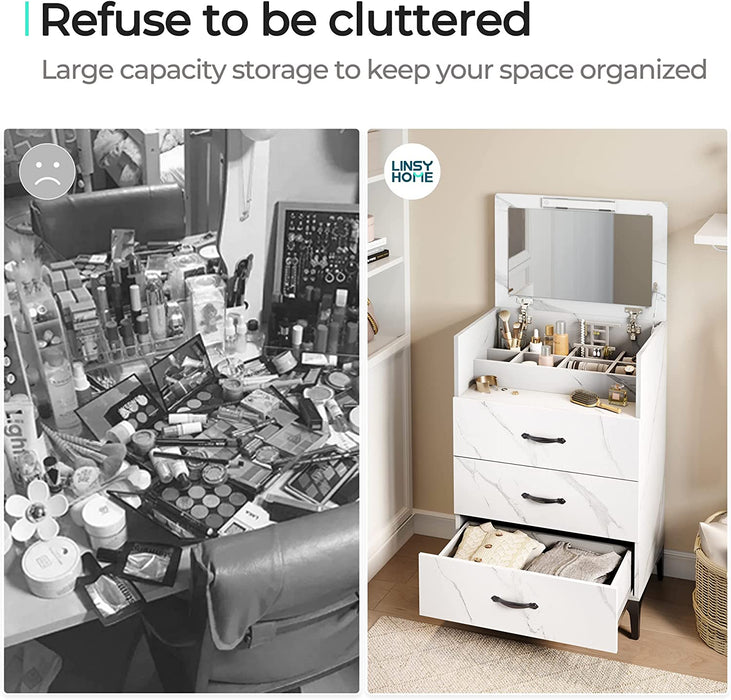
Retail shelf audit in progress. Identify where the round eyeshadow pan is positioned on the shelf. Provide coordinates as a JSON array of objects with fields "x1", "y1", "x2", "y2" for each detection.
[
  {"x1": 128, "y1": 418, "x2": 138, "y2": 428},
  {"x1": 189, "y1": 486, "x2": 206, "y2": 500},
  {"x1": 205, "y1": 514, "x2": 224, "y2": 530},
  {"x1": 154, "y1": 421, "x2": 165, "y2": 431},
  {"x1": 218, "y1": 503, "x2": 235, "y2": 518},
  {"x1": 176, "y1": 496, "x2": 194, "y2": 510},
  {"x1": 198, "y1": 391, "x2": 212, "y2": 401},
  {"x1": 214, "y1": 484, "x2": 232, "y2": 498},
  {"x1": 202, "y1": 494, "x2": 220, "y2": 508},
  {"x1": 162, "y1": 487, "x2": 179, "y2": 502},
  {"x1": 136, "y1": 411, "x2": 147, "y2": 424},
  {"x1": 191, "y1": 505, "x2": 209, "y2": 520},
  {"x1": 187, "y1": 398, "x2": 203, "y2": 409},
  {"x1": 230, "y1": 492, "x2": 247, "y2": 507}
]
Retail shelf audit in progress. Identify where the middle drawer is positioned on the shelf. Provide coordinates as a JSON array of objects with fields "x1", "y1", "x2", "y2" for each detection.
[{"x1": 454, "y1": 457, "x2": 638, "y2": 542}]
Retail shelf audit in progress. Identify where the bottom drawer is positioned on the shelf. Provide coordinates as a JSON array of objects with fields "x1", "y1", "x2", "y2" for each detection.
[{"x1": 419, "y1": 521, "x2": 632, "y2": 654}]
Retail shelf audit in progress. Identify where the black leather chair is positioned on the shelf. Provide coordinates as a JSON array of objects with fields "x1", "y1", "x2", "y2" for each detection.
[
  {"x1": 142, "y1": 503, "x2": 359, "y2": 693},
  {"x1": 30, "y1": 184, "x2": 186, "y2": 258}
]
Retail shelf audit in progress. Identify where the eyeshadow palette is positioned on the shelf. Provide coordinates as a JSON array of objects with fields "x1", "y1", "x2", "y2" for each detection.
[
  {"x1": 283, "y1": 453, "x2": 358, "y2": 505},
  {"x1": 147, "y1": 479, "x2": 249, "y2": 535},
  {"x1": 150, "y1": 335, "x2": 216, "y2": 411},
  {"x1": 75, "y1": 374, "x2": 165, "y2": 440}
]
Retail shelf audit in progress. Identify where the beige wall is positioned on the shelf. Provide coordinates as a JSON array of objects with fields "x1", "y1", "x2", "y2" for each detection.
[{"x1": 409, "y1": 129, "x2": 727, "y2": 553}]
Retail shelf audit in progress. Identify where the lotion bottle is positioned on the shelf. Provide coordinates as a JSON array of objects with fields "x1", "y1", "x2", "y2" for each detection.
[
  {"x1": 552, "y1": 320, "x2": 570, "y2": 356},
  {"x1": 529, "y1": 329, "x2": 542, "y2": 353},
  {"x1": 44, "y1": 348, "x2": 81, "y2": 432}
]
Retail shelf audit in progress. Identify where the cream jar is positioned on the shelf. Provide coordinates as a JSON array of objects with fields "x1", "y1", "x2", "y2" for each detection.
[
  {"x1": 82, "y1": 496, "x2": 127, "y2": 552},
  {"x1": 22, "y1": 536, "x2": 81, "y2": 598}
]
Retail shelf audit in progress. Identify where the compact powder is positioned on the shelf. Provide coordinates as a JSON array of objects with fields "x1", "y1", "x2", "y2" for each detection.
[
  {"x1": 214, "y1": 484, "x2": 232, "y2": 498},
  {"x1": 188, "y1": 486, "x2": 206, "y2": 500},
  {"x1": 187, "y1": 399, "x2": 203, "y2": 410},
  {"x1": 202, "y1": 464, "x2": 227, "y2": 486},
  {"x1": 325, "y1": 371, "x2": 351, "y2": 390},
  {"x1": 191, "y1": 505, "x2": 209, "y2": 520},
  {"x1": 202, "y1": 494, "x2": 220, "y2": 508},
  {"x1": 218, "y1": 503, "x2": 235, "y2": 518},
  {"x1": 303, "y1": 385, "x2": 334, "y2": 404}
]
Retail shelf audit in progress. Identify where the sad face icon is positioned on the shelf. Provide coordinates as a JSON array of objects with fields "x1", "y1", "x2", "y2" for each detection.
[{"x1": 19, "y1": 143, "x2": 76, "y2": 200}]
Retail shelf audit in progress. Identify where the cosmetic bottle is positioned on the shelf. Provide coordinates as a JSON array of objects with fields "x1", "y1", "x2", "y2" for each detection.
[
  {"x1": 166, "y1": 301, "x2": 185, "y2": 337},
  {"x1": 327, "y1": 320, "x2": 341, "y2": 354},
  {"x1": 544, "y1": 324, "x2": 554, "y2": 353},
  {"x1": 344, "y1": 321, "x2": 358, "y2": 355},
  {"x1": 146, "y1": 282, "x2": 167, "y2": 341},
  {"x1": 291, "y1": 323, "x2": 303, "y2": 359},
  {"x1": 110, "y1": 283, "x2": 124, "y2": 322},
  {"x1": 129, "y1": 284, "x2": 143, "y2": 321},
  {"x1": 552, "y1": 320, "x2": 569, "y2": 356},
  {"x1": 318, "y1": 293, "x2": 333, "y2": 324},
  {"x1": 105, "y1": 321, "x2": 122, "y2": 360},
  {"x1": 135, "y1": 314, "x2": 153, "y2": 353},
  {"x1": 301, "y1": 326, "x2": 315, "y2": 353},
  {"x1": 43, "y1": 347, "x2": 81, "y2": 432},
  {"x1": 333, "y1": 289, "x2": 348, "y2": 324},
  {"x1": 119, "y1": 319, "x2": 136, "y2": 357},
  {"x1": 95, "y1": 285, "x2": 110, "y2": 324},
  {"x1": 608, "y1": 383, "x2": 628, "y2": 407},
  {"x1": 245, "y1": 319, "x2": 265, "y2": 357},
  {"x1": 315, "y1": 324, "x2": 329, "y2": 353},
  {"x1": 225, "y1": 317, "x2": 237, "y2": 354},
  {"x1": 538, "y1": 345, "x2": 553, "y2": 367},
  {"x1": 72, "y1": 362, "x2": 92, "y2": 405},
  {"x1": 529, "y1": 329, "x2": 542, "y2": 353}
]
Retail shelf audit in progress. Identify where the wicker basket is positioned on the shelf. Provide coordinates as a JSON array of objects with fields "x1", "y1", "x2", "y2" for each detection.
[{"x1": 692, "y1": 510, "x2": 727, "y2": 655}]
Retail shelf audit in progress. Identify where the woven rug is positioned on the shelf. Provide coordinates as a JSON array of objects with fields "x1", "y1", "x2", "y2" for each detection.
[{"x1": 369, "y1": 616, "x2": 727, "y2": 694}]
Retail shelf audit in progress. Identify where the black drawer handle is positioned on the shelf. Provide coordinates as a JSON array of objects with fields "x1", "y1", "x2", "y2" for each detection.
[
  {"x1": 491, "y1": 595, "x2": 538, "y2": 610},
  {"x1": 521, "y1": 492, "x2": 566, "y2": 505},
  {"x1": 521, "y1": 432, "x2": 566, "y2": 444}
]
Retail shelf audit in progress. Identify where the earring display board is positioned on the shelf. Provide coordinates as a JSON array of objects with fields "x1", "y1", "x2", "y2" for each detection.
[{"x1": 267, "y1": 202, "x2": 359, "y2": 352}]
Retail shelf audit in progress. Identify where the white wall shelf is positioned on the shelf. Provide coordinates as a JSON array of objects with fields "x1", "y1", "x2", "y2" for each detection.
[
  {"x1": 367, "y1": 129, "x2": 413, "y2": 578},
  {"x1": 694, "y1": 213, "x2": 727, "y2": 247},
  {"x1": 368, "y1": 256, "x2": 403, "y2": 278}
]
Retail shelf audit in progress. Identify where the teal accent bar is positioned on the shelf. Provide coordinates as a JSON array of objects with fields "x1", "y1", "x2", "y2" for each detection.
[{"x1": 25, "y1": 1, "x2": 29, "y2": 36}]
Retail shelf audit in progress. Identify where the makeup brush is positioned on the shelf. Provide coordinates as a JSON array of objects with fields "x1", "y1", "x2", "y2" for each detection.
[{"x1": 498, "y1": 309, "x2": 512, "y2": 345}]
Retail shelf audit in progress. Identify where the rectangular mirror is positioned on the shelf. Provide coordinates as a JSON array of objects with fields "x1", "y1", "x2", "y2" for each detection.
[{"x1": 508, "y1": 207, "x2": 653, "y2": 306}]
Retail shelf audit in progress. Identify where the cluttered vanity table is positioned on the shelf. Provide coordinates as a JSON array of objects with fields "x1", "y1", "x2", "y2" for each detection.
[
  {"x1": 3, "y1": 196, "x2": 360, "y2": 664},
  {"x1": 419, "y1": 193, "x2": 668, "y2": 654}
]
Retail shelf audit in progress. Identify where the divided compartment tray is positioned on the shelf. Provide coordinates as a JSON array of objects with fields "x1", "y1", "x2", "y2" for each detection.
[{"x1": 419, "y1": 520, "x2": 633, "y2": 654}]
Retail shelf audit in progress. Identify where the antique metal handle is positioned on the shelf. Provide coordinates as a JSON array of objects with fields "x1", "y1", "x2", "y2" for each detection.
[
  {"x1": 521, "y1": 432, "x2": 566, "y2": 444},
  {"x1": 521, "y1": 492, "x2": 566, "y2": 505},
  {"x1": 491, "y1": 595, "x2": 538, "y2": 610}
]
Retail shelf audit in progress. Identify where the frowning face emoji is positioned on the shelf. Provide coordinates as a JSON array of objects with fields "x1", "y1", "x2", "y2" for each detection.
[{"x1": 19, "y1": 143, "x2": 76, "y2": 200}]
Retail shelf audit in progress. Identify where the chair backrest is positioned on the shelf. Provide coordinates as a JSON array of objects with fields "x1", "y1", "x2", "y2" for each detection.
[
  {"x1": 30, "y1": 184, "x2": 186, "y2": 258},
  {"x1": 190, "y1": 502, "x2": 359, "y2": 692}
]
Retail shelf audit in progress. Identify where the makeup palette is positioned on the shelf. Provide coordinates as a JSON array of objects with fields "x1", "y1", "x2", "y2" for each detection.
[
  {"x1": 283, "y1": 453, "x2": 358, "y2": 505},
  {"x1": 146, "y1": 479, "x2": 249, "y2": 534}
]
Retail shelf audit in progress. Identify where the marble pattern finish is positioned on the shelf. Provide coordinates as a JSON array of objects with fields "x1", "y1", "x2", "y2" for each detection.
[
  {"x1": 453, "y1": 396, "x2": 640, "y2": 481},
  {"x1": 419, "y1": 536, "x2": 632, "y2": 653},
  {"x1": 454, "y1": 457, "x2": 638, "y2": 541}
]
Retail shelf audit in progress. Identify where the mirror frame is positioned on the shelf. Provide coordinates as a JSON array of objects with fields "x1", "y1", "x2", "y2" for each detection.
[{"x1": 495, "y1": 193, "x2": 667, "y2": 325}]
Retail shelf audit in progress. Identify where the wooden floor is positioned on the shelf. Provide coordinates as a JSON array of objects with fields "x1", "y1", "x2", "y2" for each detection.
[{"x1": 369, "y1": 535, "x2": 727, "y2": 684}]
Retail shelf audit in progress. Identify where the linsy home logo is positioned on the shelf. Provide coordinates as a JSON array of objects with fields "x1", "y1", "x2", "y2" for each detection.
[{"x1": 384, "y1": 143, "x2": 440, "y2": 200}]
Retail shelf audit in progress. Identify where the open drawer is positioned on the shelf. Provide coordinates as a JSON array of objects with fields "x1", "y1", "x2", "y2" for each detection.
[{"x1": 419, "y1": 521, "x2": 632, "y2": 654}]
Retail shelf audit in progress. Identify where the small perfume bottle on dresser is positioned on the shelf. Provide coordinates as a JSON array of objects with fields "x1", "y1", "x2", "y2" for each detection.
[{"x1": 608, "y1": 383, "x2": 628, "y2": 406}]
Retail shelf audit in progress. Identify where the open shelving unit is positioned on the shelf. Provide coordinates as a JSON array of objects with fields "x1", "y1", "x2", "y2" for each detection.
[{"x1": 367, "y1": 129, "x2": 414, "y2": 577}]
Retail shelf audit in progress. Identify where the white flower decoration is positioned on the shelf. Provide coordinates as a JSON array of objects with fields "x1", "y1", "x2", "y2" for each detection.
[{"x1": 5, "y1": 479, "x2": 69, "y2": 543}]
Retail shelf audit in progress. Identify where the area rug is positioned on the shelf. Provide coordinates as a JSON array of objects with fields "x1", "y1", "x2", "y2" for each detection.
[{"x1": 368, "y1": 616, "x2": 727, "y2": 694}]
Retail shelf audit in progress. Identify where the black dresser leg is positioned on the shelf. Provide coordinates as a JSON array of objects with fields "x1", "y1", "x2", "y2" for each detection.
[
  {"x1": 627, "y1": 598, "x2": 642, "y2": 640},
  {"x1": 656, "y1": 552, "x2": 664, "y2": 581}
]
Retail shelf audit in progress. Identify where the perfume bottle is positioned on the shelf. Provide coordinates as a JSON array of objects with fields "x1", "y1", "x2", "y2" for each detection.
[{"x1": 608, "y1": 383, "x2": 628, "y2": 407}]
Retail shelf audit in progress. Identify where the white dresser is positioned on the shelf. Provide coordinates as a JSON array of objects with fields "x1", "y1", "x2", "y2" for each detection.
[{"x1": 419, "y1": 193, "x2": 668, "y2": 654}]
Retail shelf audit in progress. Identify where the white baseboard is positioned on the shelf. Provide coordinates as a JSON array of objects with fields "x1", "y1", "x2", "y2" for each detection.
[
  {"x1": 411, "y1": 510, "x2": 697, "y2": 581},
  {"x1": 368, "y1": 509, "x2": 414, "y2": 579}
]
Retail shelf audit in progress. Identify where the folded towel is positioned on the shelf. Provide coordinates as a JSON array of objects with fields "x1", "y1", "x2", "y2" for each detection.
[{"x1": 526, "y1": 542, "x2": 621, "y2": 583}]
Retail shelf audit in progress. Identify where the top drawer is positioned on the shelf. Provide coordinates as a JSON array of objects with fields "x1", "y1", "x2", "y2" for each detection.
[{"x1": 453, "y1": 392, "x2": 640, "y2": 481}]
